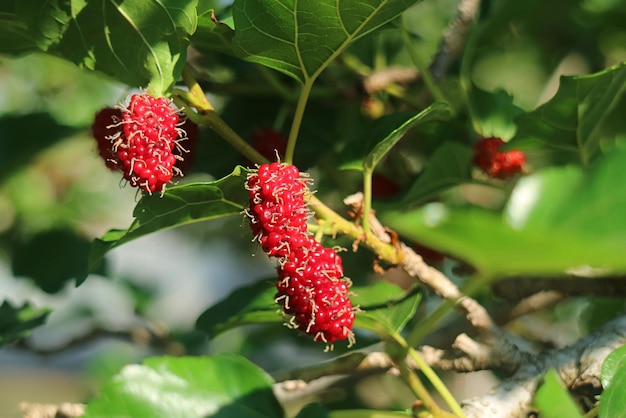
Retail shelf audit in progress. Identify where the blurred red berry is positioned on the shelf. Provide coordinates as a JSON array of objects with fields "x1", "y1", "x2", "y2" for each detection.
[
  {"x1": 472, "y1": 137, "x2": 526, "y2": 179},
  {"x1": 173, "y1": 115, "x2": 199, "y2": 176},
  {"x1": 250, "y1": 128, "x2": 288, "y2": 164},
  {"x1": 92, "y1": 107, "x2": 123, "y2": 171},
  {"x1": 371, "y1": 173, "x2": 400, "y2": 199}
]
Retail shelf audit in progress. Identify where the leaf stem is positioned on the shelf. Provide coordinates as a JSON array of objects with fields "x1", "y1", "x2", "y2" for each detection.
[
  {"x1": 389, "y1": 332, "x2": 461, "y2": 418},
  {"x1": 361, "y1": 168, "x2": 374, "y2": 236},
  {"x1": 399, "y1": 19, "x2": 448, "y2": 105},
  {"x1": 407, "y1": 347, "x2": 466, "y2": 417},
  {"x1": 285, "y1": 79, "x2": 314, "y2": 165}
]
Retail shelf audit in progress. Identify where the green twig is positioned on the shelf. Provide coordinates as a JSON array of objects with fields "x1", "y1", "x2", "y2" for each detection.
[
  {"x1": 361, "y1": 168, "x2": 374, "y2": 235},
  {"x1": 284, "y1": 79, "x2": 314, "y2": 165},
  {"x1": 407, "y1": 347, "x2": 466, "y2": 417},
  {"x1": 388, "y1": 332, "x2": 461, "y2": 418}
]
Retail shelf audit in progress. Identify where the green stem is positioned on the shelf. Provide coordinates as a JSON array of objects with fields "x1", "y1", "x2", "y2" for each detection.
[
  {"x1": 407, "y1": 347, "x2": 466, "y2": 417},
  {"x1": 389, "y1": 332, "x2": 460, "y2": 418},
  {"x1": 399, "y1": 19, "x2": 448, "y2": 105},
  {"x1": 285, "y1": 79, "x2": 314, "y2": 165},
  {"x1": 362, "y1": 168, "x2": 374, "y2": 235}
]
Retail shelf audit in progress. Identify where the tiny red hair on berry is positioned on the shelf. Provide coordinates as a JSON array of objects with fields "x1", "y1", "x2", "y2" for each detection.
[
  {"x1": 472, "y1": 137, "x2": 526, "y2": 179},
  {"x1": 245, "y1": 162, "x2": 356, "y2": 347}
]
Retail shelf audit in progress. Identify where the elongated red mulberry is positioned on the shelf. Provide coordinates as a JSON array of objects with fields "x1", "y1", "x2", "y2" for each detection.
[
  {"x1": 276, "y1": 238, "x2": 355, "y2": 344},
  {"x1": 245, "y1": 163, "x2": 355, "y2": 346},
  {"x1": 246, "y1": 162, "x2": 310, "y2": 258}
]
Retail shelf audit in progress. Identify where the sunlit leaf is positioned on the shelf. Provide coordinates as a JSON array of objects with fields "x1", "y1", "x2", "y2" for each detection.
[
  {"x1": 232, "y1": 0, "x2": 423, "y2": 83},
  {"x1": 83, "y1": 167, "x2": 250, "y2": 283},
  {"x1": 602, "y1": 345, "x2": 626, "y2": 389},
  {"x1": 84, "y1": 354, "x2": 283, "y2": 418},
  {"x1": 600, "y1": 354, "x2": 626, "y2": 418},
  {"x1": 17, "y1": 0, "x2": 198, "y2": 94},
  {"x1": 0, "y1": 301, "x2": 50, "y2": 346},
  {"x1": 382, "y1": 147, "x2": 626, "y2": 276},
  {"x1": 468, "y1": 86, "x2": 523, "y2": 140},
  {"x1": 534, "y1": 369, "x2": 583, "y2": 418},
  {"x1": 511, "y1": 62, "x2": 626, "y2": 165}
]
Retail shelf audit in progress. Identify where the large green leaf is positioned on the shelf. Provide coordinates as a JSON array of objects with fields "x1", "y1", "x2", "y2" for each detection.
[
  {"x1": 83, "y1": 354, "x2": 284, "y2": 418},
  {"x1": 382, "y1": 147, "x2": 626, "y2": 277},
  {"x1": 511, "y1": 62, "x2": 626, "y2": 165},
  {"x1": 16, "y1": 0, "x2": 198, "y2": 94},
  {"x1": 232, "y1": 0, "x2": 423, "y2": 83},
  {"x1": 83, "y1": 167, "x2": 250, "y2": 283},
  {"x1": 0, "y1": 301, "x2": 50, "y2": 346},
  {"x1": 534, "y1": 369, "x2": 583, "y2": 418}
]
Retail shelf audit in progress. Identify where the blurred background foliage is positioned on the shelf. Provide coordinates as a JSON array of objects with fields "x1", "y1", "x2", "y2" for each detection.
[{"x1": 1, "y1": 0, "x2": 626, "y2": 416}]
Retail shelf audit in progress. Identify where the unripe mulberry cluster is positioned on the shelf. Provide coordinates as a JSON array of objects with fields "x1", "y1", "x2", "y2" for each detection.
[
  {"x1": 472, "y1": 137, "x2": 526, "y2": 179},
  {"x1": 246, "y1": 163, "x2": 355, "y2": 346},
  {"x1": 91, "y1": 93, "x2": 198, "y2": 194}
]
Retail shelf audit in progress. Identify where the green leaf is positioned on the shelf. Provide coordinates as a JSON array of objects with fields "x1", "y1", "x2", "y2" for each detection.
[
  {"x1": 600, "y1": 355, "x2": 626, "y2": 418},
  {"x1": 0, "y1": 3, "x2": 38, "y2": 55},
  {"x1": 83, "y1": 167, "x2": 250, "y2": 283},
  {"x1": 13, "y1": 229, "x2": 91, "y2": 293},
  {"x1": 353, "y1": 282, "x2": 421, "y2": 337},
  {"x1": 534, "y1": 369, "x2": 583, "y2": 418},
  {"x1": 84, "y1": 354, "x2": 283, "y2": 418},
  {"x1": 382, "y1": 147, "x2": 626, "y2": 277},
  {"x1": 17, "y1": 0, "x2": 198, "y2": 94},
  {"x1": 468, "y1": 86, "x2": 524, "y2": 140},
  {"x1": 192, "y1": 9, "x2": 236, "y2": 56},
  {"x1": 0, "y1": 301, "x2": 50, "y2": 346},
  {"x1": 196, "y1": 279, "x2": 280, "y2": 339},
  {"x1": 602, "y1": 345, "x2": 626, "y2": 389},
  {"x1": 364, "y1": 103, "x2": 452, "y2": 171},
  {"x1": 397, "y1": 141, "x2": 472, "y2": 208},
  {"x1": 340, "y1": 103, "x2": 453, "y2": 171},
  {"x1": 232, "y1": 0, "x2": 423, "y2": 83},
  {"x1": 196, "y1": 279, "x2": 420, "y2": 340},
  {"x1": 511, "y1": 62, "x2": 626, "y2": 165}
]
